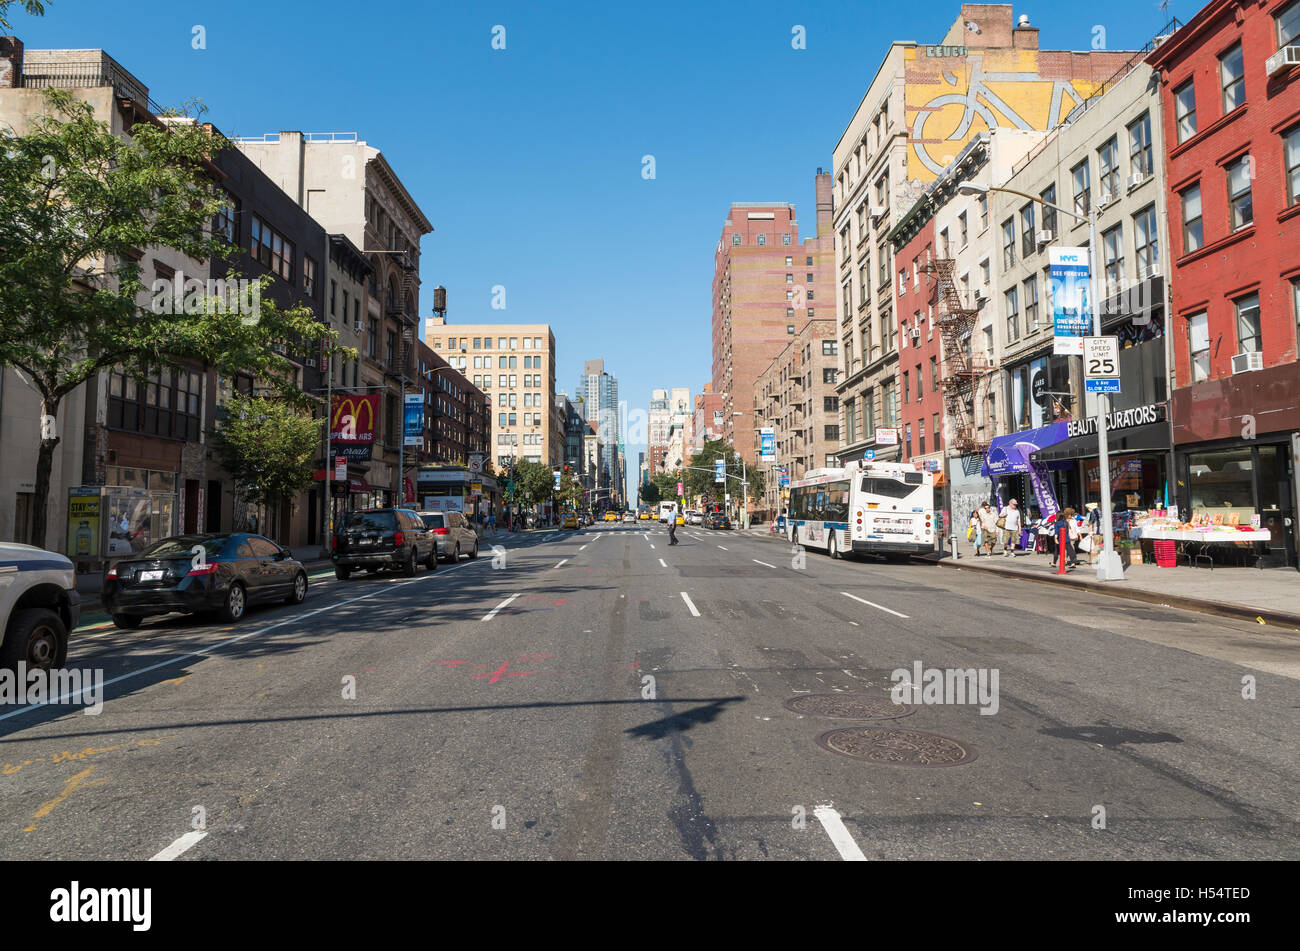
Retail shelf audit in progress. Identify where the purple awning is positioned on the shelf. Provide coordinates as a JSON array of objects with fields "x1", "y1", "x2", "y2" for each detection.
[{"x1": 981, "y1": 422, "x2": 1069, "y2": 477}]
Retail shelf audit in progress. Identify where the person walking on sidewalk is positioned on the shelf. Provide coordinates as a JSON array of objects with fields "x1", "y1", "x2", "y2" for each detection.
[
  {"x1": 999, "y1": 499, "x2": 1023, "y2": 557},
  {"x1": 1057, "y1": 507, "x2": 1080, "y2": 568},
  {"x1": 968, "y1": 509, "x2": 982, "y2": 552},
  {"x1": 977, "y1": 501, "x2": 1000, "y2": 556},
  {"x1": 668, "y1": 504, "x2": 679, "y2": 545}
]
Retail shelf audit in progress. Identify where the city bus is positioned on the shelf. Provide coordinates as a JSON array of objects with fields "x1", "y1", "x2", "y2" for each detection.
[{"x1": 786, "y1": 461, "x2": 935, "y2": 559}]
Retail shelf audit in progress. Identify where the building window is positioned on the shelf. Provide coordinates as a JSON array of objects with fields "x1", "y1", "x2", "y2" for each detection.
[
  {"x1": 1227, "y1": 156, "x2": 1253, "y2": 230},
  {"x1": 1181, "y1": 184, "x2": 1203, "y2": 252},
  {"x1": 1020, "y1": 203, "x2": 1036, "y2": 258},
  {"x1": 787, "y1": 324, "x2": 795, "y2": 334},
  {"x1": 902, "y1": 371, "x2": 910, "y2": 403},
  {"x1": 303, "y1": 256, "x2": 317, "y2": 296},
  {"x1": 1040, "y1": 184, "x2": 1057, "y2": 238},
  {"x1": 1236, "y1": 293, "x2": 1262, "y2": 353},
  {"x1": 782, "y1": 233, "x2": 791, "y2": 245},
  {"x1": 1024, "y1": 274, "x2": 1039, "y2": 329},
  {"x1": 1280, "y1": 0, "x2": 1300, "y2": 47},
  {"x1": 757, "y1": 234, "x2": 766, "y2": 246},
  {"x1": 732, "y1": 233, "x2": 741, "y2": 246},
  {"x1": 1134, "y1": 205, "x2": 1159, "y2": 275},
  {"x1": 1285, "y1": 126, "x2": 1300, "y2": 207},
  {"x1": 821, "y1": 340, "x2": 837, "y2": 355},
  {"x1": 880, "y1": 309, "x2": 894, "y2": 353},
  {"x1": 1001, "y1": 218, "x2": 1016, "y2": 270},
  {"x1": 824, "y1": 396, "x2": 839, "y2": 411},
  {"x1": 367, "y1": 319, "x2": 378, "y2": 357},
  {"x1": 958, "y1": 211, "x2": 968, "y2": 247},
  {"x1": 1098, "y1": 136, "x2": 1120, "y2": 201},
  {"x1": 786, "y1": 256, "x2": 793, "y2": 266},
  {"x1": 214, "y1": 192, "x2": 237, "y2": 243},
  {"x1": 882, "y1": 380, "x2": 896, "y2": 428},
  {"x1": 1071, "y1": 160, "x2": 1091, "y2": 216},
  {"x1": 844, "y1": 399, "x2": 857, "y2": 443},
  {"x1": 822, "y1": 367, "x2": 837, "y2": 384},
  {"x1": 1102, "y1": 224, "x2": 1124, "y2": 296},
  {"x1": 825, "y1": 425, "x2": 840, "y2": 440},
  {"x1": 1004, "y1": 287, "x2": 1020, "y2": 343},
  {"x1": 978, "y1": 194, "x2": 988, "y2": 231},
  {"x1": 1129, "y1": 113, "x2": 1153, "y2": 179},
  {"x1": 1175, "y1": 81, "x2": 1197, "y2": 143},
  {"x1": 329, "y1": 279, "x2": 337, "y2": 316},
  {"x1": 1188, "y1": 311, "x2": 1210, "y2": 381},
  {"x1": 1220, "y1": 43, "x2": 1245, "y2": 113},
  {"x1": 250, "y1": 214, "x2": 294, "y2": 281}
]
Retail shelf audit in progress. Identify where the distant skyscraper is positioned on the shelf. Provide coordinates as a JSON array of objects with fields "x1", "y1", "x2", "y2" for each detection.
[{"x1": 577, "y1": 359, "x2": 622, "y2": 505}]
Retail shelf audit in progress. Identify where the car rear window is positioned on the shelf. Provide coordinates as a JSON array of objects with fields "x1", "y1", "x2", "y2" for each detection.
[
  {"x1": 419, "y1": 513, "x2": 446, "y2": 529},
  {"x1": 141, "y1": 536, "x2": 228, "y2": 558},
  {"x1": 344, "y1": 512, "x2": 396, "y2": 531}
]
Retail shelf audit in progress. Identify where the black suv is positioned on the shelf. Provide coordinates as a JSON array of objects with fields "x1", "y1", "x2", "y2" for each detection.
[{"x1": 332, "y1": 509, "x2": 437, "y2": 580}]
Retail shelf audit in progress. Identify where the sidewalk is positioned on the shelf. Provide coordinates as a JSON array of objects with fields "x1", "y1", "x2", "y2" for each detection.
[{"x1": 931, "y1": 547, "x2": 1300, "y2": 629}]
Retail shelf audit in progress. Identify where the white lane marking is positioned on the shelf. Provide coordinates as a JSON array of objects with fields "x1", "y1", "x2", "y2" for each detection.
[
  {"x1": 814, "y1": 805, "x2": 867, "y2": 861},
  {"x1": 555, "y1": 559, "x2": 568, "y2": 568},
  {"x1": 649, "y1": 544, "x2": 655, "y2": 550},
  {"x1": 680, "y1": 592, "x2": 701, "y2": 617},
  {"x1": 150, "y1": 830, "x2": 208, "y2": 861},
  {"x1": 579, "y1": 544, "x2": 588, "y2": 551},
  {"x1": 752, "y1": 559, "x2": 776, "y2": 569},
  {"x1": 482, "y1": 592, "x2": 521, "y2": 621},
  {"x1": 0, "y1": 561, "x2": 476, "y2": 722},
  {"x1": 717, "y1": 545, "x2": 729, "y2": 551},
  {"x1": 658, "y1": 558, "x2": 667, "y2": 568},
  {"x1": 841, "y1": 591, "x2": 910, "y2": 618}
]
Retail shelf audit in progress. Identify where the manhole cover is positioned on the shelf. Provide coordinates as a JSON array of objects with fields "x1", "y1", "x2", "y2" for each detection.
[
  {"x1": 816, "y1": 727, "x2": 978, "y2": 766},
  {"x1": 783, "y1": 693, "x2": 914, "y2": 720}
]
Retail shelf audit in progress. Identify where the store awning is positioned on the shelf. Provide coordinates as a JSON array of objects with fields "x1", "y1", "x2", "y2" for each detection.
[
  {"x1": 1030, "y1": 422, "x2": 1169, "y2": 464},
  {"x1": 312, "y1": 470, "x2": 373, "y2": 493},
  {"x1": 981, "y1": 422, "x2": 1070, "y2": 477}
]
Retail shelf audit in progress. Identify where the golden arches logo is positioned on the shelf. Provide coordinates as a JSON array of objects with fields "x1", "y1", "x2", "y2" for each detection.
[{"x1": 331, "y1": 395, "x2": 377, "y2": 442}]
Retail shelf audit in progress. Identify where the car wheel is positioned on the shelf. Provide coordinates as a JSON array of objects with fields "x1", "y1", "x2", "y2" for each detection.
[
  {"x1": 1, "y1": 608, "x2": 68, "y2": 671},
  {"x1": 285, "y1": 572, "x2": 308, "y2": 605},
  {"x1": 401, "y1": 548, "x2": 417, "y2": 577},
  {"x1": 424, "y1": 546, "x2": 438, "y2": 570},
  {"x1": 112, "y1": 613, "x2": 143, "y2": 630},
  {"x1": 219, "y1": 582, "x2": 247, "y2": 623},
  {"x1": 335, "y1": 566, "x2": 352, "y2": 581},
  {"x1": 468, "y1": 539, "x2": 479, "y2": 560}
]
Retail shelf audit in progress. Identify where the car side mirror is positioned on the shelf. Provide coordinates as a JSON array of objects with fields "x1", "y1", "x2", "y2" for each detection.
[{"x1": 277, "y1": 550, "x2": 291, "y2": 560}]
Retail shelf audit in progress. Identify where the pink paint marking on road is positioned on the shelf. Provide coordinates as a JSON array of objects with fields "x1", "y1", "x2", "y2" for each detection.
[{"x1": 470, "y1": 661, "x2": 539, "y2": 684}]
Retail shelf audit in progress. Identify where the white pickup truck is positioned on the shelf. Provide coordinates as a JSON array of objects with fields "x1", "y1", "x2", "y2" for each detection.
[{"x1": 0, "y1": 542, "x2": 80, "y2": 671}]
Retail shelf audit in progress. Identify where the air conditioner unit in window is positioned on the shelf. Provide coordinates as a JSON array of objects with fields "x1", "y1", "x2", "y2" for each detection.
[
  {"x1": 1097, "y1": 190, "x2": 1115, "y2": 208},
  {"x1": 1128, "y1": 171, "x2": 1147, "y2": 188},
  {"x1": 909, "y1": 327, "x2": 922, "y2": 342},
  {"x1": 1231, "y1": 351, "x2": 1264, "y2": 373},
  {"x1": 1036, "y1": 230, "x2": 1054, "y2": 245},
  {"x1": 1138, "y1": 263, "x2": 1161, "y2": 280},
  {"x1": 1266, "y1": 45, "x2": 1300, "y2": 76},
  {"x1": 353, "y1": 318, "x2": 362, "y2": 332},
  {"x1": 869, "y1": 206, "x2": 887, "y2": 219}
]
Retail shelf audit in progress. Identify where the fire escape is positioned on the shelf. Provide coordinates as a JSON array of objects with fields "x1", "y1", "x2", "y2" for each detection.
[{"x1": 922, "y1": 258, "x2": 994, "y2": 456}]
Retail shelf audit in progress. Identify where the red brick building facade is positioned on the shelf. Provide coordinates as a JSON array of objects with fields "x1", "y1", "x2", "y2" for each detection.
[
  {"x1": 1149, "y1": 0, "x2": 1300, "y2": 566},
  {"x1": 889, "y1": 215, "x2": 943, "y2": 469}
]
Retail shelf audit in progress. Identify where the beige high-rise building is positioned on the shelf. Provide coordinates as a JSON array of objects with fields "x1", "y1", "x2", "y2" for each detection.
[{"x1": 425, "y1": 320, "x2": 559, "y2": 470}]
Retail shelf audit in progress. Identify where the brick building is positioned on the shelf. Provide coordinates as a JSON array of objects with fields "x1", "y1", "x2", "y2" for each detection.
[
  {"x1": 1149, "y1": 0, "x2": 1300, "y2": 567},
  {"x1": 752, "y1": 318, "x2": 840, "y2": 520},
  {"x1": 712, "y1": 171, "x2": 835, "y2": 464}
]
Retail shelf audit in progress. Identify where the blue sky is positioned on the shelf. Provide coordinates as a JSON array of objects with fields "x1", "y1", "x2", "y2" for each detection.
[{"x1": 15, "y1": 0, "x2": 1183, "y2": 500}]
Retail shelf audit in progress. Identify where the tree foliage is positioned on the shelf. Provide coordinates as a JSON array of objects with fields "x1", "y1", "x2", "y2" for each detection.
[
  {"x1": 638, "y1": 480, "x2": 661, "y2": 505},
  {"x1": 0, "y1": 90, "x2": 350, "y2": 546},
  {"x1": 0, "y1": 0, "x2": 45, "y2": 31},
  {"x1": 210, "y1": 394, "x2": 323, "y2": 516}
]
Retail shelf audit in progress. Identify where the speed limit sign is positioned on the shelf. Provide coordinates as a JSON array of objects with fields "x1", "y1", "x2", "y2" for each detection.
[{"x1": 1083, "y1": 336, "x2": 1120, "y2": 393}]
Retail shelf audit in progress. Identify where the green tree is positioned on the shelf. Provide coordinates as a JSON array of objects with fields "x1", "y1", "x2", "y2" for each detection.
[
  {"x1": 682, "y1": 440, "x2": 765, "y2": 505},
  {"x1": 211, "y1": 395, "x2": 324, "y2": 536},
  {"x1": 0, "y1": 90, "x2": 346, "y2": 547},
  {"x1": 651, "y1": 470, "x2": 679, "y2": 502},
  {"x1": 639, "y1": 481, "x2": 661, "y2": 505},
  {"x1": 557, "y1": 470, "x2": 583, "y2": 509},
  {"x1": 512, "y1": 460, "x2": 555, "y2": 508},
  {"x1": 0, "y1": 1, "x2": 45, "y2": 30}
]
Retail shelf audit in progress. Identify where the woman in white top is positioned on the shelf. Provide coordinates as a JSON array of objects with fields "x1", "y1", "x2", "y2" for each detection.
[{"x1": 977, "y1": 502, "x2": 1000, "y2": 555}]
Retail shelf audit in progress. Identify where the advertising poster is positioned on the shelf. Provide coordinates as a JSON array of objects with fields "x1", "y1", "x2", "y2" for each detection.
[
  {"x1": 404, "y1": 393, "x2": 424, "y2": 447},
  {"x1": 1049, "y1": 247, "x2": 1090, "y2": 356},
  {"x1": 760, "y1": 427, "x2": 776, "y2": 462},
  {"x1": 331, "y1": 394, "x2": 380, "y2": 461},
  {"x1": 67, "y1": 488, "x2": 101, "y2": 559}
]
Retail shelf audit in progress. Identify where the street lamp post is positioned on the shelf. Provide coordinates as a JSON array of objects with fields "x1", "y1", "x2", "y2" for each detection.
[{"x1": 957, "y1": 182, "x2": 1123, "y2": 581}]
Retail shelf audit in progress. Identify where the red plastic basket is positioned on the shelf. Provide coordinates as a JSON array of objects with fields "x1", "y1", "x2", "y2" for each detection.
[{"x1": 1153, "y1": 539, "x2": 1176, "y2": 568}]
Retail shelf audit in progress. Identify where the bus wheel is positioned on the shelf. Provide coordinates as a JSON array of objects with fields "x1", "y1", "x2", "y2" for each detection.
[
  {"x1": 789, "y1": 528, "x2": 798, "y2": 545},
  {"x1": 828, "y1": 534, "x2": 840, "y2": 559}
]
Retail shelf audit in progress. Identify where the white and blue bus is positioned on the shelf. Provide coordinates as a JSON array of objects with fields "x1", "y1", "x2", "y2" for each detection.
[{"x1": 786, "y1": 461, "x2": 935, "y2": 559}]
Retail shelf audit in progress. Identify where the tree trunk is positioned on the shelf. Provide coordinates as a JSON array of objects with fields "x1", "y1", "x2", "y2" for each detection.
[{"x1": 30, "y1": 393, "x2": 62, "y2": 551}]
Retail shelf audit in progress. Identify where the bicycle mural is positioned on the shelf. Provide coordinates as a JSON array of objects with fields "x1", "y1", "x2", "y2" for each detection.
[{"x1": 904, "y1": 47, "x2": 1125, "y2": 180}]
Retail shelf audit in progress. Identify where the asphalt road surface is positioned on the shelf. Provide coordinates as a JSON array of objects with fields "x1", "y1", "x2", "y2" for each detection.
[{"x1": 3, "y1": 523, "x2": 1297, "y2": 860}]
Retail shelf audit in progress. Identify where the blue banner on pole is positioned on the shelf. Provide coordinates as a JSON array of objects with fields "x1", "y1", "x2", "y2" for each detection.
[{"x1": 1049, "y1": 247, "x2": 1090, "y2": 356}]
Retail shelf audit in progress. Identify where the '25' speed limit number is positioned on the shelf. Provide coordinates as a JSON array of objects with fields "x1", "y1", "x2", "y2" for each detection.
[{"x1": 1083, "y1": 336, "x2": 1119, "y2": 379}]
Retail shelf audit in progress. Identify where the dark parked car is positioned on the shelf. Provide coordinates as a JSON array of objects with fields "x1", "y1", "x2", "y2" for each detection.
[
  {"x1": 104, "y1": 533, "x2": 307, "y2": 627},
  {"x1": 332, "y1": 509, "x2": 436, "y2": 580},
  {"x1": 704, "y1": 512, "x2": 732, "y2": 530}
]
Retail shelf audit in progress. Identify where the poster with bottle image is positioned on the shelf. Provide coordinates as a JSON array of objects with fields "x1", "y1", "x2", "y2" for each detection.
[{"x1": 66, "y1": 488, "x2": 101, "y2": 559}]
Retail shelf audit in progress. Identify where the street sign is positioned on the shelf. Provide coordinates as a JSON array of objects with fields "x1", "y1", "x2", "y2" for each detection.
[
  {"x1": 468, "y1": 454, "x2": 483, "y2": 475},
  {"x1": 874, "y1": 427, "x2": 898, "y2": 445},
  {"x1": 1084, "y1": 335, "x2": 1120, "y2": 393},
  {"x1": 334, "y1": 456, "x2": 347, "y2": 481}
]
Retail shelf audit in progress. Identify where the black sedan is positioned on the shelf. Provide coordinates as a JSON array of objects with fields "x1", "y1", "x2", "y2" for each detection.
[{"x1": 104, "y1": 533, "x2": 308, "y2": 628}]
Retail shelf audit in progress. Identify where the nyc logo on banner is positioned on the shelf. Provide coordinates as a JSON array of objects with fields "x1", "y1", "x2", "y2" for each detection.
[{"x1": 1048, "y1": 247, "x2": 1090, "y2": 356}]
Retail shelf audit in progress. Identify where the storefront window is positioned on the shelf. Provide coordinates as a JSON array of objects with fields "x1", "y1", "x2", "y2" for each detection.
[{"x1": 1188, "y1": 448, "x2": 1255, "y2": 522}]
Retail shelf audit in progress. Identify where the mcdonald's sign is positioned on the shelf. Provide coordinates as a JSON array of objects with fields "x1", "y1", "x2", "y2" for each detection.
[{"x1": 330, "y1": 394, "x2": 380, "y2": 461}]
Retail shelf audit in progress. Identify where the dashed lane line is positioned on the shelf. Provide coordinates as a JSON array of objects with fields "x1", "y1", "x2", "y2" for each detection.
[{"x1": 841, "y1": 591, "x2": 909, "y2": 619}]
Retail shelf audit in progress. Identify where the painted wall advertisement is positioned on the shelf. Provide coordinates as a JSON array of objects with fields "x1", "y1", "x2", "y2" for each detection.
[
  {"x1": 330, "y1": 394, "x2": 380, "y2": 461},
  {"x1": 67, "y1": 487, "x2": 101, "y2": 559},
  {"x1": 1049, "y1": 247, "x2": 1090, "y2": 355}
]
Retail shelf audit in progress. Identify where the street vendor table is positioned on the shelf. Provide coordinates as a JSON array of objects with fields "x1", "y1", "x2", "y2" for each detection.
[{"x1": 1129, "y1": 526, "x2": 1272, "y2": 569}]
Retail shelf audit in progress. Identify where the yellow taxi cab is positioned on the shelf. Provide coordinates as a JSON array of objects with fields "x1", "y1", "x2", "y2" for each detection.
[
  {"x1": 638, "y1": 512, "x2": 651, "y2": 520},
  {"x1": 562, "y1": 513, "x2": 578, "y2": 529},
  {"x1": 603, "y1": 511, "x2": 617, "y2": 522},
  {"x1": 675, "y1": 513, "x2": 685, "y2": 526}
]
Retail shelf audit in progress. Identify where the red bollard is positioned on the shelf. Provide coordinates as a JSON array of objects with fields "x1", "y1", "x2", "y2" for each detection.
[{"x1": 1058, "y1": 522, "x2": 1068, "y2": 574}]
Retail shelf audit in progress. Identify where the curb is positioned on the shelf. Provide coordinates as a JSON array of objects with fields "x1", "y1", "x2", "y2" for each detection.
[{"x1": 928, "y1": 555, "x2": 1300, "y2": 630}]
